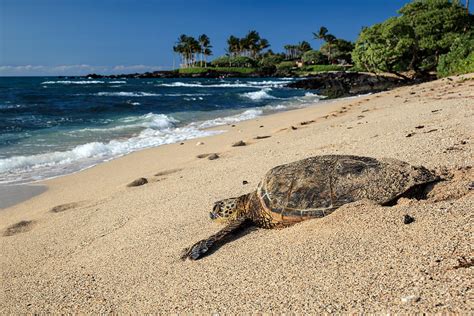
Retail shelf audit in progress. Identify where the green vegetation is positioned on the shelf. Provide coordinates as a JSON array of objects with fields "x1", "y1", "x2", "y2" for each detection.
[
  {"x1": 173, "y1": 34, "x2": 212, "y2": 68},
  {"x1": 172, "y1": 1, "x2": 473, "y2": 78},
  {"x1": 226, "y1": 31, "x2": 270, "y2": 58},
  {"x1": 178, "y1": 67, "x2": 257, "y2": 74},
  {"x1": 353, "y1": 0, "x2": 473, "y2": 78},
  {"x1": 211, "y1": 56, "x2": 257, "y2": 68},
  {"x1": 284, "y1": 41, "x2": 312, "y2": 60},
  {"x1": 320, "y1": 39, "x2": 354, "y2": 64},
  {"x1": 302, "y1": 65, "x2": 346, "y2": 72},
  {"x1": 437, "y1": 33, "x2": 474, "y2": 77},
  {"x1": 302, "y1": 50, "x2": 328, "y2": 64}
]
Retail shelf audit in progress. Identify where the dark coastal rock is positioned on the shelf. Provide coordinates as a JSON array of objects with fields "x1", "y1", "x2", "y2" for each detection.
[
  {"x1": 286, "y1": 72, "x2": 408, "y2": 98},
  {"x1": 82, "y1": 68, "x2": 273, "y2": 80}
]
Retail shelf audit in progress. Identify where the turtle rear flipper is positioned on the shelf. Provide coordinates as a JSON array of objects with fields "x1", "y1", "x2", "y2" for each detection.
[{"x1": 181, "y1": 217, "x2": 250, "y2": 260}]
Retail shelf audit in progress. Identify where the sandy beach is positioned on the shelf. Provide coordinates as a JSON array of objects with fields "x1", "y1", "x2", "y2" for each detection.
[{"x1": 1, "y1": 74, "x2": 473, "y2": 313}]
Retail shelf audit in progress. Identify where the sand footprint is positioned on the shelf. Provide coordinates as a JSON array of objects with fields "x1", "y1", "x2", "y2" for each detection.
[
  {"x1": 50, "y1": 202, "x2": 81, "y2": 213},
  {"x1": 232, "y1": 140, "x2": 246, "y2": 147},
  {"x1": 196, "y1": 153, "x2": 220, "y2": 160},
  {"x1": 127, "y1": 177, "x2": 148, "y2": 187},
  {"x1": 3, "y1": 220, "x2": 36, "y2": 237}
]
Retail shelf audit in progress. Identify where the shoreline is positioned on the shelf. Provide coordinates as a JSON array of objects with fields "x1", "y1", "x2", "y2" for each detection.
[
  {"x1": 1, "y1": 74, "x2": 472, "y2": 313},
  {"x1": 0, "y1": 92, "x2": 352, "y2": 207}
]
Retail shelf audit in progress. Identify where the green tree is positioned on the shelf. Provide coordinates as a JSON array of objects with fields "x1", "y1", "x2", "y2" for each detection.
[
  {"x1": 302, "y1": 50, "x2": 328, "y2": 64},
  {"x1": 352, "y1": 0, "x2": 473, "y2": 77},
  {"x1": 313, "y1": 26, "x2": 337, "y2": 62},
  {"x1": 437, "y1": 32, "x2": 474, "y2": 76},
  {"x1": 352, "y1": 18, "x2": 416, "y2": 79},
  {"x1": 198, "y1": 34, "x2": 212, "y2": 67},
  {"x1": 320, "y1": 39, "x2": 354, "y2": 64},
  {"x1": 398, "y1": 0, "x2": 471, "y2": 71}
]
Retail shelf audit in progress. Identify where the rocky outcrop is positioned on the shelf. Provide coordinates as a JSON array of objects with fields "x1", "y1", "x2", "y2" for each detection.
[
  {"x1": 82, "y1": 69, "x2": 271, "y2": 80},
  {"x1": 286, "y1": 72, "x2": 408, "y2": 98}
]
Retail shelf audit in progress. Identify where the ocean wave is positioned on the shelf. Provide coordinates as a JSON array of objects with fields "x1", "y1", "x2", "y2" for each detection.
[
  {"x1": 192, "y1": 109, "x2": 263, "y2": 129},
  {"x1": 0, "y1": 126, "x2": 220, "y2": 182},
  {"x1": 41, "y1": 80, "x2": 126, "y2": 85},
  {"x1": 68, "y1": 113, "x2": 178, "y2": 134},
  {"x1": 241, "y1": 88, "x2": 277, "y2": 101},
  {"x1": 157, "y1": 80, "x2": 293, "y2": 88},
  {"x1": 96, "y1": 92, "x2": 162, "y2": 97},
  {"x1": 164, "y1": 93, "x2": 211, "y2": 97}
]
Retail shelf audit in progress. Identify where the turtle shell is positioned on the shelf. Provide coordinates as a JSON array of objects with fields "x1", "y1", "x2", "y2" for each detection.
[{"x1": 256, "y1": 155, "x2": 437, "y2": 221}]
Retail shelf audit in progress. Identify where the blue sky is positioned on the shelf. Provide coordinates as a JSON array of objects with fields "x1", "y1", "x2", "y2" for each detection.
[{"x1": 1, "y1": 0, "x2": 472, "y2": 76}]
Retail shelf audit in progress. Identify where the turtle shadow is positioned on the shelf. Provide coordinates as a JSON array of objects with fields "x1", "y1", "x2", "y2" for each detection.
[
  {"x1": 383, "y1": 180, "x2": 440, "y2": 206},
  {"x1": 200, "y1": 224, "x2": 259, "y2": 259}
]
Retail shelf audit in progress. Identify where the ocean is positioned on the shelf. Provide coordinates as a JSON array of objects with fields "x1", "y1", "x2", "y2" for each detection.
[{"x1": 0, "y1": 76, "x2": 324, "y2": 184}]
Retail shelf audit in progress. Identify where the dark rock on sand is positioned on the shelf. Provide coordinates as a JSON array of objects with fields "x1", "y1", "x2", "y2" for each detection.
[{"x1": 403, "y1": 214, "x2": 415, "y2": 224}]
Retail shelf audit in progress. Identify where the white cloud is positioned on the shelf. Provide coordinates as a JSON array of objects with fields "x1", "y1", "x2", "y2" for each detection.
[{"x1": 0, "y1": 64, "x2": 165, "y2": 76}]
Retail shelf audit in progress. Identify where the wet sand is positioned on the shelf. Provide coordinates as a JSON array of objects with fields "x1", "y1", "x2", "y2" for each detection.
[
  {"x1": 0, "y1": 185, "x2": 47, "y2": 210},
  {"x1": 0, "y1": 74, "x2": 473, "y2": 313}
]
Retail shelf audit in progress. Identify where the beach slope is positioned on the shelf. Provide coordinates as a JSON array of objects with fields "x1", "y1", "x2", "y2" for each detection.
[{"x1": 1, "y1": 74, "x2": 473, "y2": 313}]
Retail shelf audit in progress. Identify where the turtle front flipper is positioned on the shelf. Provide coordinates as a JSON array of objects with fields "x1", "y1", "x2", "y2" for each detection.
[{"x1": 181, "y1": 217, "x2": 250, "y2": 260}]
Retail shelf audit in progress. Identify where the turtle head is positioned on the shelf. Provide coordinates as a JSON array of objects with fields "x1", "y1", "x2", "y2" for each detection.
[{"x1": 210, "y1": 197, "x2": 243, "y2": 223}]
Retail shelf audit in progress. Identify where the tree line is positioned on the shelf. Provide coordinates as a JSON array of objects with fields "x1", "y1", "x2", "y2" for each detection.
[{"x1": 172, "y1": 0, "x2": 473, "y2": 77}]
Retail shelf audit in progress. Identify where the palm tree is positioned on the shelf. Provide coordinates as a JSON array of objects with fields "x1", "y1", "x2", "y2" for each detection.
[
  {"x1": 313, "y1": 26, "x2": 328, "y2": 42},
  {"x1": 298, "y1": 41, "x2": 312, "y2": 53},
  {"x1": 257, "y1": 38, "x2": 270, "y2": 57},
  {"x1": 227, "y1": 35, "x2": 240, "y2": 57},
  {"x1": 198, "y1": 34, "x2": 212, "y2": 67},
  {"x1": 313, "y1": 26, "x2": 336, "y2": 63}
]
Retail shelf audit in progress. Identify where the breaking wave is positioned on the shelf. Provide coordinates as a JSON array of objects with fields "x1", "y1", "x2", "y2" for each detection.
[{"x1": 241, "y1": 88, "x2": 277, "y2": 101}]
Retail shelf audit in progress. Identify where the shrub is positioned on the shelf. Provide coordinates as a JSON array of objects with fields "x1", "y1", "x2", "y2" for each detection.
[
  {"x1": 437, "y1": 33, "x2": 474, "y2": 77},
  {"x1": 301, "y1": 64, "x2": 346, "y2": 72},
  {"x1": 211, "y1": 56, "x2": 257, "y2": 68},
  {"x1": 276, "y1": 61, "x2": 295, "y2": 72},
  {"x1": 302, "y1": 50, "x2": 328, "y2": 65},
  {"x1": 259, "y1": 54, "x2": 284, "y2": 67}
]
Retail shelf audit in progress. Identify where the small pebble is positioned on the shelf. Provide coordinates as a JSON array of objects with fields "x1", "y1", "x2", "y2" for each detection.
[
  {"x1": 196, "y1": 142, "x2": 204, "y2": 146},
  {"x1": 403, "y1": 214, "x2": 415, "y2": 224},
  {"x1": 406, "y1": 132, "x2": 415, "y2": 138},
  {"x1": 242, "y1": 180, "x2": 248, "y2": 185},
  {"x1": 415, "y1": 125, "x2": 425, "y2": 129},
  {"x1": 401, "y1": 295, "x2": 420, "y2": 303},
  {"x1": 467, "y1": 181, "x2": 474, "y2": 190},
  {"x1": 291, "y1": 126, "x2": 297, "y2": 130}
]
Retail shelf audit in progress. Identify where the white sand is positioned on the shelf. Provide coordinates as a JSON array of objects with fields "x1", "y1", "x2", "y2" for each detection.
[{"x1": 0, "y1": 74, "x2": 473, "y2": 313}]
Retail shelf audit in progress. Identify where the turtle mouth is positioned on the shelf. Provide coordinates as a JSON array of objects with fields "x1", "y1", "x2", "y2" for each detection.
[{"x1": 209, "y1": 204, "x2": 221, "y2": 219}]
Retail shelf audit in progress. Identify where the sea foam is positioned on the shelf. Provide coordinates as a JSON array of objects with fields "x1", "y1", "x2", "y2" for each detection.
[
  {"x1": 96, "y1": 92, "x2": 162, "y2": 97},
  {"x1": 241, "y1": 88, "x2": 277, "y2": 101}
]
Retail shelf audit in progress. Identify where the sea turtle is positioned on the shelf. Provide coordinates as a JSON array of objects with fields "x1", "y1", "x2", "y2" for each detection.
[{"x1": 181, "y1": 155, "x2": 438, "y2": 260}]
